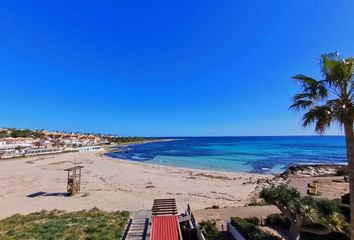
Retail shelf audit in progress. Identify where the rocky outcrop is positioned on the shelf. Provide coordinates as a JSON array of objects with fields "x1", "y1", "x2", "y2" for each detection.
[
  {"x1": 279, "y1": 164, "x2": 347, "y2": 178},
  {"x1": 248, "y1": 176, "x2": 288, "y2": 205}
]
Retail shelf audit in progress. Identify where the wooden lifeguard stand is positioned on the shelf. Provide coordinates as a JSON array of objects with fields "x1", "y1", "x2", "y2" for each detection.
[{"x1": 64, "y1": 166, "x2": 84, "y2": 196}]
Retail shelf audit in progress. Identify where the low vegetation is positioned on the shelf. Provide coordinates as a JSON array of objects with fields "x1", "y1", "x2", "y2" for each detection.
[
  {"x1": 199, "y1": 220, "x2": 219, "y2": 239},
  {"x1": 243, "y1": 217, "x2": 260, "y2": 226},
  {"x1": 102, "y1": 136, "x2": 148, "y2": 144},
  {"x1": 230, "y1": 217, "x2": 281, "y2": 240},
  {"x1": 261, "y1": 185, "x2": 350, "y2": 240},
  {"x1": 0, "y1": 208, "x2": 129, "y2": 240},
  {"x1": 0, "y1": 128, "x2": 45, "y2": 138},
  {"x1": 0, "y1": 127, "x2": 148, "y2": 145},
  {"x1": 265, "y1": 214, "x2": 291, "y2": 229}
]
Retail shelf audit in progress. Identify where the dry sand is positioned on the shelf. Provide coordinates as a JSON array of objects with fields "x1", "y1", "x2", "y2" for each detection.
[
  {"x1": 0, "y1": 150, "x2": 272, "y2": 219},
  {"x1": 288, "y1": 176, "x2": 349, "y2": 199}
]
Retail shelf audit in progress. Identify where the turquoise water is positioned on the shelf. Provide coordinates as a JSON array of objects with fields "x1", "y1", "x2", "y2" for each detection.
[{"x1": 105, "y1": 136, "x2": 346, "y2": 174}]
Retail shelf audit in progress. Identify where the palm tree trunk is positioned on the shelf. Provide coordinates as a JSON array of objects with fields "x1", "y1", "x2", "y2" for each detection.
[
  {"x1": 288, "y1": 216, "x2": 301, "y2": 240},
  {"x1": 344, "y1": 121, "x2": 354, "y2": 240}
]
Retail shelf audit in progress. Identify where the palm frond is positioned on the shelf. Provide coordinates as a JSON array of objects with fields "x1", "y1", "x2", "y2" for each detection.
[
  {"x1": 343, "y1": 57, "x2": 354, "y2": 82},
  {"x1": 290, "y1": 100, "x2": 313, "y2": 111},
  {"x1": 320, "y1": 53, "x2": 342, "y2": 81},
  {"x1": 327, "y1": 213, "x2": 350, "y2": 234},
  {"x1": 292, "y1": 74, "x2": 328, "y2": 101},
  {"x1": 321, "y1": 54, "x2": 354, "y2": 96},
  {"x1": 314, "y1": 198, "x2": 338, "y2": 217},
  {"x1": 292, "y1": 74, "x2": 318, "y2": 86},
  {"x1": 302, "y1": 105, "x2": 333, "y2": 134}
]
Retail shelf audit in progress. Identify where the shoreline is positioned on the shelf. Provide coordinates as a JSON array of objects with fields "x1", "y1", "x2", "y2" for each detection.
[
  {"x1": 100, "y1": 152, "x2": 271, "y2": 178},
  {"x1": 103, "y1": 153, "x2": 276, "y2": 176}
]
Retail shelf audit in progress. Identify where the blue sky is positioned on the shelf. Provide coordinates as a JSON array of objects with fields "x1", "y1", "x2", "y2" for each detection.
[{"x1": 0, "y1": 1, "x2": 353, "y2": 136}]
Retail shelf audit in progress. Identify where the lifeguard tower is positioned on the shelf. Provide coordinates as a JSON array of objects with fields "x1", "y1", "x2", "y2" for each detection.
[{"x1": 64, "y1": 166, "x2": 84, "y2": 196}]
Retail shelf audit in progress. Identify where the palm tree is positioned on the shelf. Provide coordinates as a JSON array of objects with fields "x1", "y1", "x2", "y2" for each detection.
[
  {"x1": 290, "y1": 52, "x2": 354, "y2": 239},
  {"x1": 261, "y1": 185, "x2": 349, "y2": 240}
]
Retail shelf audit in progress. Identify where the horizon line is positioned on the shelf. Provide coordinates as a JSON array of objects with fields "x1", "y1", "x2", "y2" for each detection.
[{"x1": 147, "y1": 134, "x2": 345, "y2": 138}]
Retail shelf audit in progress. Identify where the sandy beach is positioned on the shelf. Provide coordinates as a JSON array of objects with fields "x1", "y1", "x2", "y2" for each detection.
[{"x1": 0, "y1": 150, "x2": 272, "y2": 219}]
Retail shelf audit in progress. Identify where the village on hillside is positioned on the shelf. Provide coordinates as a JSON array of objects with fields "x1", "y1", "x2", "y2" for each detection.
[{"x1": 0, "y1": 128, "x2": 145, "y2": 159}]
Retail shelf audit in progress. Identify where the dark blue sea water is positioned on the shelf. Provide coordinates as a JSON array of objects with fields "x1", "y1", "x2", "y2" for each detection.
[{"x1": 105, "y1": 136, "x2": 346, "y2": 174}]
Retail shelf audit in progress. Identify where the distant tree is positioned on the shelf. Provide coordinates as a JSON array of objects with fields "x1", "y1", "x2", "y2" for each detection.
[
  {"x1": 290, "y1": 52, "x2": 354, "y2": 238},
  {"x1": 33, "y1": 141, "x2": 41, "y2": 148},
  {"x1": 9, "y1": 129, "x2": 44, "y2": 138},
  {"x1": 0, "y1": 130, "x2": 8, "y2": 138},
  {"x1": 261, "y1": 185, "x2": 349, "y2": 240},
  {"x1": 33, "y1": 131, "x2": 45, "y2": 138}
]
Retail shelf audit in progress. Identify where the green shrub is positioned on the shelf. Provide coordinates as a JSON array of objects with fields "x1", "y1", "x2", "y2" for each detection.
[
  {"x1": 265, "y1": 214, "x2": 291, "y2": 228},
  {"x1": 230, "y1": 217, "x2": 281, "y2": 240},
  {"x1": 244, "y1": 217, "x2": 260, "y2": 226},
  {"x1": 0, "y1": 208, "x2": 129, "y2": 240},
  {"x1": 199, "y1": 220, "x2": 219, "y2": 240}
]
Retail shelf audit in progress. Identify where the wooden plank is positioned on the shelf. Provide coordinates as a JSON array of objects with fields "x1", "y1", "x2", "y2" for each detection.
[
  {"x1": 153, "y1": 201, "x2": 176, "y2": 203},
  {"x1": 152, "y1": 198, "x2": 177, "y2": 216},
  {"x1": 153, "y1": 206, "x2": 176, "y2": 209},
  {"x1": 152, "y1": 209, "x2": 177, "y2": 212},
  {"x1": 152, "y1": 212, "x2": 178, "y2": 216},
  {"x1": 153, "y1": 203, "x2": 176, "y2": 206},
  {"x1": 152, "y1": 208, "x2": 177, "y2": 211},
  {"x1": 154, "y1": 198, "x2": 176, "y2": 201},
  {"x1": 152, "y1": 210, "x2": 178, "y2": 213},
  {"x1": 153, "y1": 207, "x2": 177, "y2": 211}
]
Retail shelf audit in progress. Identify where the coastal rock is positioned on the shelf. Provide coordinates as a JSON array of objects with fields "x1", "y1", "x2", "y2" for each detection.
[
  {"x1": 250, "y1": 176, "x2": 288, "y2": 203},
  {"x1": 280, "y1": 164, "x2": 347, "y2": 178}
]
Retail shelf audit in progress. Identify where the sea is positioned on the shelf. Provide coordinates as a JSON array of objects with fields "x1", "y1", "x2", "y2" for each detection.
[{"x1": 105, "y1": 136, "x2": 346, "y2": 174}]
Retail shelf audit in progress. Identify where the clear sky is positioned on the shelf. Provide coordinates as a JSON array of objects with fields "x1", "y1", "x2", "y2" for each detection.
[{"x1": 0, "y1": 1, "x2": 353, "y2": 137}]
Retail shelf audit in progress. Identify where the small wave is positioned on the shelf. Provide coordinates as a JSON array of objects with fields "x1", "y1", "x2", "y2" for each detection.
[{"x1": 131, "y1": 156, "x2": 149, "y2": 160}]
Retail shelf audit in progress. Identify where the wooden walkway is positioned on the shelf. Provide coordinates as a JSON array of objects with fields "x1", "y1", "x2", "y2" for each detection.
[
  {"x1": 193, "y1": 205, "x2": 281, "y2": 230},
  {"x1": 123, "y1": 218, "x2": 150, "y2": 240},
  {"x1": 152, "y1": 198, "x2": 177, "y2": 216},
  {"x1": 123, "y1": 198, "x2": 179, "y2": 239}
]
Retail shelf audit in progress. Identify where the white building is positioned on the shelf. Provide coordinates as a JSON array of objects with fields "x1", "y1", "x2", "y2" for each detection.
[
  {"x1": 25, "y1": 148, "x2": 64, "y2": 156},
  {"x1": 78, "y1": 146, "x2": 101, "y2": 152}
]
